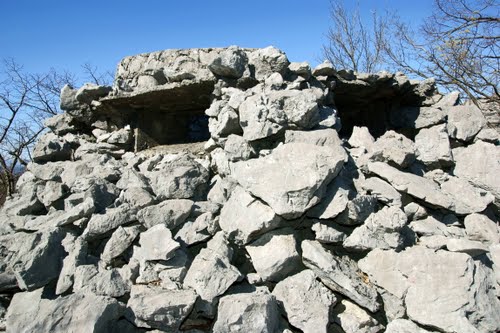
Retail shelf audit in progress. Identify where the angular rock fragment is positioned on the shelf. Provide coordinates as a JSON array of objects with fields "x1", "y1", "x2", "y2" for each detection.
[
  {"x1": 273, "y1": 269, "x2": 336, "y2": 333},
  {"x1": 183, "y1": 233, "x2": 242, "y2": 303},
  {"x1": 301, "y1": 240, "x2": 380, "y2": 312},
  {"x1": 359, "y1": 247, "x2": 500, "y2": 333},
  {"x1": 308, "y1": 174, "x2": 354, "y2": 219},
  {"x1": 219, "y1": 186, "x2": 281, "y2": 244},
  {"x1": 137, "y1": 198, "x2": 193, "y2": 229},
  {"x1": 246, "y1": 228, "x2": 301, "y2": 282},
  {"x1": 369, "y1": 130, "x2": 416, "y2": 168},
  {"x1": 332, "y1": 299, "x2": 384, "y2": 333},
  {"x1": 82, "y1": 204, "x2": 137, "y2": 239},
  {"x1": 335, "y1": 194, "x2": 377, "y2": 226},
  {"x1": 126, "y1": 285, "x2": 197, "y2": 331},
  {"x1": 138, "y1": 224, "x2": 179, "y2": 261},
  {"x1": 7, "y1": 289, "x2": 123, "y2": 332},
  {"x1": 231, "y1": 142, "x2": 346, "y2": 219},
  {"x1": 464, "y1": 213, "x2": 500, "y2": 244},
  {"x1": 212, "y1": 289, "x2": 280, "y2": 333},
  {"x1": 101, "y1": 224, "x2": 142, "y2": 263},
  {"x1": 447, "y1": 104, "x2": 486, "y2": 142},
  {"x1": 359, "y1": 177, "x2": 402, "y2": 206},
  {"x1": 311, "y1": 220, "x2": 349, "y2": 244},
  {"x1": 415, "y1": 124, "x2": 453, "y2": 167},
  {"x1": 32, "y1": 132, "x2": 72, "y2": 163},
  {"x1": 343, "y1": 206, "x2": 408, "y2": 251}
]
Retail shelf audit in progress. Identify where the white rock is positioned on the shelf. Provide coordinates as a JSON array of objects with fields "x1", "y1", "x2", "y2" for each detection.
[
  {"x1": 464, "y1": 213, "x2": 500, "y2": 244},
  {"x1": 447, "y1": 104, "x2": 487, "y2": 141},
  {"x1": 333, "y1": 299, "x2": 384, "y2": 333},
  {"x1": 415, "y1": 124, "x2": 453, "y2": 167},
  {"x1": 348, "y1": 126, "x2": 374, "y2": 149},
  {"x1": 138, "y1": 224, "x2": 179, "y2": 261}
]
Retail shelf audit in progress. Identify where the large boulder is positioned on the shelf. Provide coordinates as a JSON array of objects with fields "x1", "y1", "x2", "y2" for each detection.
[
  {"x1": 6, "y1": 289, "x2": 123, "y2": 332},
  {"x1": 230, "y1": 142, "x2": 346, "y2": 219},
  {"x1": 447, "y1": 104, "x2": 487, "y2": 142},
  {"x1": 359, "y1": 247, "x2": 500, "y2": 333}
]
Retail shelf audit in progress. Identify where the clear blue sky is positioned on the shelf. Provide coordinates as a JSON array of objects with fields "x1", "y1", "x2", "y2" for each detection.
[{"x1": 0, "y1": 0, "x2": 434, "y2": 81}]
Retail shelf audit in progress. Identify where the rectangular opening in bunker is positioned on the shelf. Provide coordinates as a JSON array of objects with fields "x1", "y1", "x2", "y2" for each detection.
[{"x1": 134, "y1": 108, "x2": 210, "y2": 151}]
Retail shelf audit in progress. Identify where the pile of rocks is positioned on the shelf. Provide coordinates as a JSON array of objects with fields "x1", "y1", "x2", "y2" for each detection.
[{"x1": 0, "y1": 46, "x2": 499, "y2": 333}]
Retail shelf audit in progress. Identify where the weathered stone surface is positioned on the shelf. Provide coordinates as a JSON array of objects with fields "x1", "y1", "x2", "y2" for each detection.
[
  {"x1": 126, "y1": 285, "x2": 197, "y2": 331},
  {"x1": 308, "y1": 174, "x2": 354, "y2": 219},
  {"x1": 7, "y1": 289, "x2": 123, "y2": 332},
  {"x1": 44, "y1": 113, "x2": 77, "y2": 135},
  {"x1": 348, "y1": 126, "x2": 374, "y2": 149},
  {"x1": 385, "y1": 319, "x2": 438, "y2": 333},
  {"x1": 56, "y1": 234, "x2": 87, "y2": 295},
  {"x1": 335, "y1": 194, "x2": 377, "y2": 226},
  {"x1": 359, "y1": 247, "x2": 500, "y2": 333},
  {"x1": 439, "y1": 175, "x2": 494, "y2": 215},
  {"x1": 32, "y1": 132, "x2": 72, "y2": 163},
  {"x1": 301, "y1": 240, "x2": 380, "y2": 312},
  {"x1": 453, "y1": 141, "x2": 500, "y2": 200},
  {"x1": 447, "y1": 104, "x2": 487, "y2": 141},
  {"x1": 369, "y1": 131, "x2": 416, "y2": 168},
  {"x1": 101, "y1": 225, "x2": 142, "y2": 263},
  {"x1": 393, "y1": 106, "x2": 447, "y2": 129},
  {"x1": 183, "y1": 233, "x2": 242, "y2": 303},
  {"x1": 138, "y1": 224, "x2": 179, "y2": 261},
  {"x1": 409, "y1": 216, "x2": 465, "y2": 238},
  {"x1": 175, "y1": 212, "x2": 214, "y2": 246},
  {"x1": 415, "y1": 124, "x2": 453, "y2": 167},
  {"x1": 273, "y1": 269, "x2": 336, "y2": 333},
  {"x1": 208, "y1": 46, "x2": 247, "y2": 78},
  {"x1": 75, "y1": 83, "x2": 112, "y2": 104},
  {"x1": 343, "y1": 206, "x2": 408, "y2": 251},
  {"x1": 222, "y1": 134, "x2": 255, "y2": 161},
  {"x1": 147, "y1": 153, "x2": 209, "y2": 200},
  {"x1": 3, "y1": 229, "x2": 64, "y2": 290},
  {"x1": 248, "y1": 46, "x2": 289, "y2": 81},
  {"x1": 219, "y1": 186, "x2": 281, "y2": 244},
  {"x1": 231, "y1": 142, "x2": 346, "y2": 219},
  {"x1": 212, "y1": 289, "x2": 280, "y2": 333},
  {"x1": 368, "y1": 162, "x2": 454, "y2": 210},
  {"x1": 284, "y1": 128, "x2": 343, "y2": 147},
  {"x1": 59, "y1": 84, "x2": 79, "y2": 110},
  {"x1": 446, "y1": 238, "x2": 489, "y2": 256},
  {"x1": 137, "y1": 198, "x2": 193, "y2": 229},
  {"x1": 246, "y1": 229, "x2": 301, "y2": 282},
  {"x1": 311, "y1": 220, "x2": 348, "y2": 244},
  {"x1": 359, "y1": 176, "x2": 402, "y2": 206},
  {"x1": 333, "y1": 299, "x2": 384, "y2": 333},
  {"x1": 82, "y1": 204, "x2": 137, "y2": 239},
  {"x1": 74, "y1": 266, "x2": 131, "y2": 298},
  {"x1": 464, "y1": 213, "x2": 500, "y2": 244}
]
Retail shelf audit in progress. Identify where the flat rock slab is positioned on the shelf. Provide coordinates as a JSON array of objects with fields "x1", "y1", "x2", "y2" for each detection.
[
  {"x1": 301, "y1": 240, "x2": 380, "y2": 313},
  {"x1": 231, "y1": 142, "x2": 346, "y2": 219},
  {"x1": 7, "y1": 289, "x2": 123, "y2": 332},
  {"x1": 126, "y1": 285, "x2": 197, "y2": 331},
  {"x1": 359, "y1": 246, "x2": 500, "y2": 333}
]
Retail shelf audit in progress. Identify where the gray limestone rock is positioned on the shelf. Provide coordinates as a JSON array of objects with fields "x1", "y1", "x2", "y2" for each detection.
[
  {"x1": 348, "y1": 126, "x2": 375, "y2": 149},
  {"x1": 343, "y1": 206, "x2": 408, "y2": 251},
  {"x1": 74, "y1": 266, "x2": 131, "y2": 298},
  {"x1": 393, "y1": 106, "x2": 447, "y2": 129},
  {"x1": 174, "y1": 212, "x2": 214, "y2": 246},
  {"x1": 369, "y1": 130, "x2": 416, "y2": 168},
  {"x1": 101, "y1": 224, "x2": 142, "y2": 263},
  {"x1": 4, "y1": 229, "x2": 64, "y2": 290},
  {"x1": 219, "y1": 186, "x2": 281, "y2": 244},
  {"x1": 138, "y1": 224, "x2": 180, "y2": 261},
  {"x1": 464, "y1": 213, "x2": 500, "y2": 244},
  {"x1": 335, "y1": 195, "x2": 378, "y2": 226},
  {"x1": 75, "y1": 83, "x2": 112, "y2": 104},
  {"x1": 359, "y1": 177, "x2": 402, "y2": 207},
  {"x1": 126, "y1": 285, "x2": 197, "y2": 331},
  {"x1": 359, "y1": 247, "x2": 500, "y2": 333},
  {"x1": 222, "y1": 134, "x2": 255, "y2": 161},
  {"x1": 333, "y1": 299, "x2": 384, "y2": 333},
  {"x1": 368, "y1": 162, "x2": 454, "y2": 211},
  {"x1": 447, "y1": 104, "x2": 487, "y2": 142},
  {"x1": 44, "y1": 113, "x2": 77, "y2": 135},
  {"x1": 273, "y1": 269, "x2": 336, "y2": 333},
  {"x1": 301, "y1": 240, "x2": 380, "y2": 312},
  {"x1": 208, "y1": 46, "x2": 247, "y2": 78},
  {"x1": 137, "y1": 198, "x2": 193, "y2": 230},
  {"x1": 59, "y1": 84, "x2": 79, "y2": 110},
  {"x1": 7, "y1": 289, "x2": 123, "y2": 332},
  {"x1": 248, "y1": 46, "x2": 289, "y2": 81},
  {"x1": 246, "y1": 229, "x2": 301, "y2": 282},
  {"x1": 32, "y1": 132, "x2": 72, "y2": 163},
  {"x1": 311, "y1": 220, "x2": 349, "y2": 244},
  {"x1": 36, "y1": 180, "x2": 67, "y2": 208},
  {"x1": 147, "y1": 154, "x2": 209, "y2": 200},
  {"x1": 212, "y1": 289, "x2": 280, "y2": 333},
  {"x1": 120, "y1": 187, "x2": 155, "y2": 209},
  {"x1": 446, "y1": 238, "x2": 489, "y2": 257},
  {"x1": 183, "y1": 233, "x2": 242, "y2": 303},
  {"x1": 56, "y1": 234, "x2": 87, "y2": 295},
  {"x1": 415, "y1": 124, "x2": 453, "y2": 167},
  {"x1": 308, "y1": 174, "x2": 354, "y2": 219},
  {"x1": 385, "y1": 319, "x2": 438, "y2": 333},
  {"x1": 284, "y1": 128, "x2": 343, "y2": 147},
  {"x1": 231, "y1": 142, "x2": 346, "y2": 219},
  {"x1": 453, "y1": 141, "x2": 500, "y2": 200},
  {"x1": 82, "y1": 204, "x2": 137, "y2": 239}
]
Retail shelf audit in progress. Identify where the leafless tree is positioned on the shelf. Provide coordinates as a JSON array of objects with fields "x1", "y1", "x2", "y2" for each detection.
[
  {"x1": 385, "y1": 0, "x2": 499, "y2": 105},
  {"x1": 0, "y1": 59, "x2": 76, "y2": 204},
  {"x1": 322, "y1": 1, "x2": 390, "y2": 72},
  {"x1": 82, "y1": 62, "x2": 114, "y2": 86}
]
